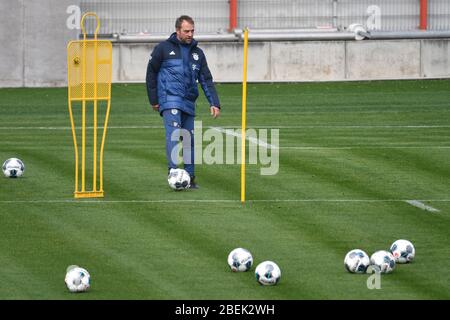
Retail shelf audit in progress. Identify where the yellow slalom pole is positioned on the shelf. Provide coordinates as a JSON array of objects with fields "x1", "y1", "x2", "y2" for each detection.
[{"x1": 241, "y1": 28, "x2": 248, "y2": 203}]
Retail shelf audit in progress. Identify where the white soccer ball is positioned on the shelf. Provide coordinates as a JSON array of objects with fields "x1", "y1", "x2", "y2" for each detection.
[
  {"x1": 227, "y1": 248, "x2": 253, "y2": 272},
  {"x1": 167, "y1": 168, "x2": 191, "y2": 190},
  {"x1": 370, "y1": 250, "x2": 396, "y2": 274},
  {"x1": 390, "y1": 239, "x2": 415, "y2": 264},
  {"x1": 344, "y1": 249, "x2": 371, "y2": 274},
  {"x1": 2, "y1": 158, "x2": 25, "y2": 178},
  {"x1": 255, "y1": 261, "x2": 281, "y2": 286},
  {"x1": 64, "y1": 265, "x2": 91, "y2": 293}
]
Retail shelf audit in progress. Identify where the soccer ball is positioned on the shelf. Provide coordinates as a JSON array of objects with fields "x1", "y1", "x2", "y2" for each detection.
[
  {"x1": 390, "y1": 239, "x2": 415, "y2": 263},
  {"x1": 344, "y1": 249, "x2": 371, "y2": 273},
  {"x1": 370, "y1": 250, "x2": 396, "y2": 274},
  {"x1": 2, "y1": 158, "x2": 25, "y2": 178},
  {"x1": 64, "y1": 265, "x2": 91, "y2": 293},
  {"x1": 167, "y1": 168, "x2": 190, "y2": 190},
  {"x1": 255, "y1": 261, "x2": 281, "y2": 286},
  {"x1": 227, "y1": 248, "x2": 253, "y2": 272}
]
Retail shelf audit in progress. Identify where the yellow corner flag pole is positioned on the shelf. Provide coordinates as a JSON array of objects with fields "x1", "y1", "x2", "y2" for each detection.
[{"x1": 241, "y1": 28, "x2": 249, "y2": 203}]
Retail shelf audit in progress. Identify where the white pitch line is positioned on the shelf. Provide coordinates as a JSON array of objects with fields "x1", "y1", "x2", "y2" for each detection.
[
  {"x1": 280, "y1": 146, "x2": 450, "y2": 150},
  {"x1": 211, "y1": 127, "x2": 278, "y2": 149},
  {"x1": 0, "y1": 199, "x2": 238, "y2": 204},
  {"x1": 0, "y1": 199, "x2": 449, "y2": 204},
  {"x1": 226, "y1": 125, "x2": 450, "y2": 129},
  {"x1": 0, "y1": 126, "x2": 71, "y2": 130},
  {"x1": 405, "y1": 200, "x2": 440, "y2": 213}
]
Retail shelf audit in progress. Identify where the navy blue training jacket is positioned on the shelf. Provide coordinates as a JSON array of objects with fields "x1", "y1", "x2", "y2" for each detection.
[{"x1": 146, "y1": 33, "x2": 220, "y2": 116}]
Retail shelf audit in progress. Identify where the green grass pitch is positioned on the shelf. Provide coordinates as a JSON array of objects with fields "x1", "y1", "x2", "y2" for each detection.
[{"x1": 0, "y1": 80, "x2": 449, "y2": 299}]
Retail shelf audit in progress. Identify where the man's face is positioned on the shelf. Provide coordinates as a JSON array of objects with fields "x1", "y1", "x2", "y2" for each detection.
[{"x1": 176, "y1": 20, "x2": 194, "y2": 44}]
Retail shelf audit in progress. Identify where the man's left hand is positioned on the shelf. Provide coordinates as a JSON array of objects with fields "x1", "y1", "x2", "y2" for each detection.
[{"x1": 210, "y1": 106, "x2": 220, "y2": 118}]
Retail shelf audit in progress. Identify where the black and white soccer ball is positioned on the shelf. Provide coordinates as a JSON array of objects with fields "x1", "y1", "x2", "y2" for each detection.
[
  {"x1": 344, "y1": 249, "x2": 371, "y2": 273},
  {"x1": 64, "y1": 265, "x2": 91, "y2": 293},
  {"x1": 370, "y1": 250, "x2": 396, "y2": 274},
  {"x1": 390, "y1": 239, "x2": 415, "y2": 264},
  {"x1": 2, "y1": 158, "x2": 25, "y2": 178},
  {"x1": 167, "y1": 168, "x2": 190, "y2": 190},
  {"x1": 227, "y1": 248, "x2": 253, "y2": 272},
  {"x1": 255, "y1": 261, "x2": 281, "y2": 286}
]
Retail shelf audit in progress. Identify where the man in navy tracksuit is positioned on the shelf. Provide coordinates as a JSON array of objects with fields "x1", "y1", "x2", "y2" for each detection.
[{"x1": 146, "y1": 15, "x2": 220, "y2": 189}]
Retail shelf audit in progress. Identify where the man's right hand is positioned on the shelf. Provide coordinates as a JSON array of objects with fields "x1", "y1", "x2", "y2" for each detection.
[{"x1": 152, "y1": 104, "x2": 160, "y2": 112}]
